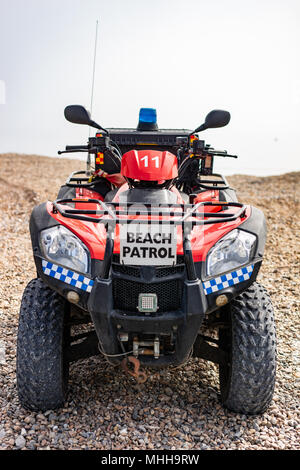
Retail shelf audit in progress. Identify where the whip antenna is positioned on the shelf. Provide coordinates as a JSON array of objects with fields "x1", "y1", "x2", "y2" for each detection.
[
  {"x1": 90, "y1": 19, "x2": 99, "y2": 119},
  {"x1": 87, "y1": 20, "x2": 99, "y2": 174}
]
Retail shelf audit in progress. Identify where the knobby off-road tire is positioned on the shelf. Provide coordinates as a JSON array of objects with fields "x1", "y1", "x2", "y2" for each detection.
[
  {"x1": 17, "y1": 278, "x2": 70, "y2": 411},
  {"x1": 219, "y1": 282, "x2": 276, "y2": 415}
]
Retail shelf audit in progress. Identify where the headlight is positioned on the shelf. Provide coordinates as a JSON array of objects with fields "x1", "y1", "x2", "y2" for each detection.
[
  {"x1": 40, "y1": 226, "x2": 90, "y2": 273},
  {"x1": 206, "y1": 229, "x2": 256, "y2": 277}
]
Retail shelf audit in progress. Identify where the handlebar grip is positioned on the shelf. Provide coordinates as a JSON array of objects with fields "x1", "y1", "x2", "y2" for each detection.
[
  {"x1": 209, "y1": 150, "x2": 227, "y2": 155},
  {"x1": 65, "y1": 145, "x2": 89, "y2": 151}
]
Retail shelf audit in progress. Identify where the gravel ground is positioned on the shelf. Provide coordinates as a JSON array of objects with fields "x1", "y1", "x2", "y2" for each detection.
[{"x1": 0, "y1": 153, "x2": 299, "y2": 450}]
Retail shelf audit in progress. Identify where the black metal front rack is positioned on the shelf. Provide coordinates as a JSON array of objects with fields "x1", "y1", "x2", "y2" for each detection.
[
  {"x1": 51, "y1": 198, "x2": 247, "y2": 280},
  {"x1": 52, "y1": 198, "x2": 247, "y2": 228}
]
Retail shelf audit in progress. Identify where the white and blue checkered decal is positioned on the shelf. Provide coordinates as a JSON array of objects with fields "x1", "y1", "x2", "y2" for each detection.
[
  {"x1": 202, "y1": 264, "x2": 254, "y2": 295},
  {"x1": 42, "y1": 260, "x2": 94, "y2": 293},
  {"x1": 42, "y1": 260, "x2": 254, "y2": 297}
]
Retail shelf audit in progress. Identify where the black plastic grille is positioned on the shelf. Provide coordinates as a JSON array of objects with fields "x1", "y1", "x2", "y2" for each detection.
[
  {"x1": 112, "y1": 255, "x2": 185, "y2": 279},
  {"x1": 156, "y1": 265, "x2": 184, "y2": 278},
  {"x1": 112, "y1": 263, "x2": 141, "y2": 278},
  {"x1": 113, "y1": 278, "x2": 183, "y2": 313}
]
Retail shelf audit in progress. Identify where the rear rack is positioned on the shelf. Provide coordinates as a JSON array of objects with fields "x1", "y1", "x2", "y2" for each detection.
[
  {"x1": 65, "y1": 171, "x2": 95, "y2": 188},
  {"x1": 65, "y1": 171, "x2": 231, "y2": 193},
  {"x1": 197, "y1": 173, "x2": 229, "y2": 190},
  {"x1": 52, "y1": 198, "x2": 247, "y2": 228}
]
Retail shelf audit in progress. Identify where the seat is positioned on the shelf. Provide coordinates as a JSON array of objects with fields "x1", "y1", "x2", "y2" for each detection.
[{"x1": 104, "y1": 188, "x2": 119, "y2": 202}]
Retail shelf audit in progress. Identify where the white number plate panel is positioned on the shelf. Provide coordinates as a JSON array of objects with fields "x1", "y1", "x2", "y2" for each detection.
[{"x1": 120, "y1": 223, "x2": 177, "y2": 266}]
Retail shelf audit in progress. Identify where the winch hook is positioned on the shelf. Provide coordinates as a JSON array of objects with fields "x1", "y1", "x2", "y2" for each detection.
[{"x1": 121, "y1": 356, "x2": 147, "y2": 384}]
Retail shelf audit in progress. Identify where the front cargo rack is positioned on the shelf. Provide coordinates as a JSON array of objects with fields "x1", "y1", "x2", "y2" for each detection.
[
  {"x1": 52, "y1": 198, "x2": 247, "y2": 227},
  {"x1": 51, "y1": 198, "x2": 247, "y2": 281}
]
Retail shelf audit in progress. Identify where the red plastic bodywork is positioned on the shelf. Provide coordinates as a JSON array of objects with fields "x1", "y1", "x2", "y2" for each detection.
[
  {"x1": 121, "y1": 150, "x2": 178, "y2": 181},
  {"x1": 47, "y1": 150, "x2": 251, "y2": 263},
  {"x1": 48, "y1": 186, "x2": 251, "y2": 263}
]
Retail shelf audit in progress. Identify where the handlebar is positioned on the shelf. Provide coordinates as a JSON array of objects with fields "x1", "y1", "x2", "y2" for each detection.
[
  {"x1": 58, "y1": 144, "x2": 95, "y2": 155},
  {"x1": 65, "y1": 145, "x2": 89, "y2": 151},
  {"x1": 206, "y1": 150, "x2": 238, "y2": 158},
  {"x1": 58, "y1": 139, "x2": 237, "y2": 159}
]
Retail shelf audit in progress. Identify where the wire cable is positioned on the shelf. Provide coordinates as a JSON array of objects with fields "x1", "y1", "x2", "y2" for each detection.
[{"x1": 98, "y1": 342, "x2": 133, "y2": 358}]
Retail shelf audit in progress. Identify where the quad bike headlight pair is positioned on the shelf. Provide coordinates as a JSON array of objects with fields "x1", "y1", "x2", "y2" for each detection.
[
  {"x1": 40, "y1": 226, "x2": 90, "y2": 274},
  {"x1": 206, "y1": 229, "x2": 256, "y2": 277},
  {"x1": 39, "y1": 226, "x2": 256, "y2": 279}
]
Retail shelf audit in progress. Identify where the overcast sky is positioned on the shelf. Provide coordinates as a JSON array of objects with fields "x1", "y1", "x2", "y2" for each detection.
[{"x1": 0, "y1": 0, "x2": 299, "y2": 175}]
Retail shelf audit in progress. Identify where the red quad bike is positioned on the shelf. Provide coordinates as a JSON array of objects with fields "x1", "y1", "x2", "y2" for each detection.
[{"x1": 17, "y1": 106, "x2": 276, "y2": 414}]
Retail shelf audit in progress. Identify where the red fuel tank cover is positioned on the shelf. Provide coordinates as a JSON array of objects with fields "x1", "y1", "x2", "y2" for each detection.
[{"x1": 121, "y1": 150, "x2": 178, "y2": 181}]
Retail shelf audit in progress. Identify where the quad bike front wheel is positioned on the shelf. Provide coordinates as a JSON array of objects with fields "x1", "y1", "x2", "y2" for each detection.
[
  {"x1": 218, "y1": 282, "x2": 276, "y2": 415},
  {"x1": 17, "y1": 278, "x2": 70, "y2": 411}
]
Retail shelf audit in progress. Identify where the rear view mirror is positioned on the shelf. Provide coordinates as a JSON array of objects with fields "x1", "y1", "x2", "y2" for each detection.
[
  {"x1": 203, "y1": 110, "x2": 231, "y2": 129},
  {"x1": 193, "y1": 110, "x2": 231, "y2": 133},
  {"x1": 64, "y1": 105, "x2": 106, "y2": 132},
  {"x1": 64, "y1": 105, "x2": 92, "y2": 125}
]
